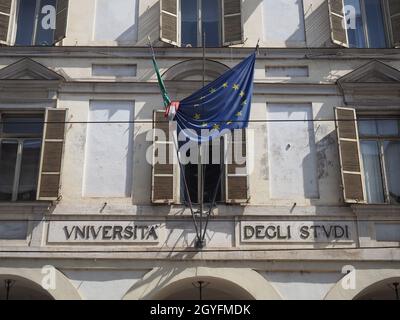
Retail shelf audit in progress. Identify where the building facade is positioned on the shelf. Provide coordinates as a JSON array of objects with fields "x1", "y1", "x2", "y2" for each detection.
[{"x1": 0, "y1": 0, "x2": 399, "y2": 300}]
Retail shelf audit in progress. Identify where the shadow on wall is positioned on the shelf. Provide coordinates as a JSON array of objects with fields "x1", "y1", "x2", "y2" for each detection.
[{"x1": 284, "y1": 0, "x2": 307, "y2": 47}]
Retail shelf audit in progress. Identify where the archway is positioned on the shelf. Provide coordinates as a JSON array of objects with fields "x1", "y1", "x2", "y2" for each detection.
[
  {"x1": 123, "y1": 267, "x2": 282, "y2": 300},
  {"x1": 355, "y1": 278, "x2": 400, "y2": 300},
  {"x1": 325, "y1": 268, "x2": 400, "y2": 300},
  {"x1": 152, "y1": 276, "x2": 254, "y2": 300},
  {"x1": 0, "y1": 267, "x2": 81, "y2": 300},
  {"x1": 162, "y1": 59, "x2": 230, "y2": 81},
  {"x1": 0, "y1": 276, "x2": 54, "y2": 300}
]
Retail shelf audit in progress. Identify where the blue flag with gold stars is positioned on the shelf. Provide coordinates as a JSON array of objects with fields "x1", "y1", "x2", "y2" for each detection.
[{"x1": 174, "y1": 52, "x2": 256, "y2": 143}]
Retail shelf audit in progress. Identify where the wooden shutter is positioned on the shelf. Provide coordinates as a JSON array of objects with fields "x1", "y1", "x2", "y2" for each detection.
[
  {"x1": 222, "y1": 0, "x2": 243, "y2": 46},
  {"x1": 37, "y1": 109, "x2": 67, "y2": 201},
  {"x1": 225, "y1": 129, "x2": 248, "y2": 203},
  {"x1": 328, "y1": 0, "x2": 349, "y2": 47},
  {"x1": 0, "y1": 0, "x2": 12, "y2": 44},
  {"x1": 152, "y1": 110, "x2": 176, "y2": 203},
  {"x1": 335, "y1": 107, "x2": 366, "y2": 203},
  {"x1": 388, "y1": 0, "x2": 400, "y2": 48},
  {"x1": 54, "y1": 0, "x2": 69, "y2": 44},
  {"x1": 160, "y1": 0, "x2": 179, "y2": 46}
]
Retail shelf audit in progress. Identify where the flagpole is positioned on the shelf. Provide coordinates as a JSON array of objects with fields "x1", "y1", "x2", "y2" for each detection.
[{"x1": 196, "y1": 32, "x2": 206, "y2": 249}]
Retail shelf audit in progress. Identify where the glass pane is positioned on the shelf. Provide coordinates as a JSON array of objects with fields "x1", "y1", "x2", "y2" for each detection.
[
  {"x1": 202, "y1": 0, "x2": 220, "y2": 47},
  {"x1": 384, "y1": 141, "x2": 400, "y2": 204},
  {"x1": 377, "y1": 119, "x2": 399, "y2": 136},
  {"x1": 360, "y1": 141, "x2": 385, "y2": 203},
  {"x1": 0, "y1": 140, "x2": 18, "y2": 201},
  {"x1": 35, "y1": 0, "x2": 57, "y2": 45},
  {"x1": 358, "y1": 119, "x2": 377, "y2": 136},
  {"x1": 2, "y1": 115, "x2": 44, "y2": 135},
  {"x1": 364, "y1": 0, "x2": 387, "y2": 48},
  {"x1": 345, "y1": 0, "x2": 366, "y2": 48},
  {"x1": 15, "y1": 0, "x2": 37, "y2": 45},
  {"x1": 17, "y1": 140, "x2": 42, "y2": 201},
  {"x1": 181, "y1": 0, "x2": 198, "y2": 47}
]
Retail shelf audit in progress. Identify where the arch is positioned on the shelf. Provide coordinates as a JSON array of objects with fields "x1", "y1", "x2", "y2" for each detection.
[
  {"x1": 162, "y1": 59, "x2": 230, "y2": 81},
  {"x1": 324, "y1": 268, "x2": 400, "y2": 300},
  {"x1": 0, "y1": 267, "x2": 81, "y2": 300},
  {"x1": 123, "y1": 267, "x2": 282, "y2": 300}
]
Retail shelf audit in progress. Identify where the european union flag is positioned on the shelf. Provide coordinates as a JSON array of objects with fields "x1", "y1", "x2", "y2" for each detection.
[{"x1": 174, "y1": 52, "x2": 256, "y2": 143}]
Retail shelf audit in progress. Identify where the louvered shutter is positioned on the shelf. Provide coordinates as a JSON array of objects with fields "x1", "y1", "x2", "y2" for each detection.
[
  {"x1": 388, "y1": 0, "x2": 400, "y2": 48},
  {"x1": 160, "y1": 0, "x2": 179, "y2": 46},
  {"x1": 225, "y1": 129, "x2": 248, "y2": 203},
  {"x1": 37, "y1": 109, "x2": 67, "y2": 201},
  {"x1": 222, "y1": 0, "x2": 243, "y2": 46},
  {"x1": 0, "y1": 0, "x2": 12, "y2": 44},
  {"x1": 328, "y1": 0, "x2": 349, "y2": 47},
  {"x1": 54, "y1": 0, "x2": 69, "y2": 44},
  {"x1": 335, "y1": 107, "x2": 366, "y2": 203},
  {"x1": 152, "y1": 110, "x2": 177, "y2": 203}
]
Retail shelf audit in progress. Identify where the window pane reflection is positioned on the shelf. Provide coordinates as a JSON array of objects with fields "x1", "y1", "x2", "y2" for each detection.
[
  {"x1": 364, "y1": 0, "x2": 387, "y2": 48},
  {"x1": 202, "y1": 0, "x2": 220, "y2": 47},
  {"x1": 35, "y1": 0, "x2": 57, "y2": 46},
  {"x1": 384, "y1": 141, "x2": 400, "y2": 204},
  {"x1": 181, "y1": 0, "x2": 198, "y2": 47},
  {"x1": 0, "y1": 140, "x2": 18, "y2": 201},
  {"x1": 345, "y1": 0, "x2": 366, "y2": 48},
  {"x1": 360, "y1": 141, "x2": 385, "y2": 203},
  {"x1": 2, "y1": 115, "x2": 44, "y2": 135},
  {"x1": 18, "y1": 140, "x2": 42, "y2": 201}
]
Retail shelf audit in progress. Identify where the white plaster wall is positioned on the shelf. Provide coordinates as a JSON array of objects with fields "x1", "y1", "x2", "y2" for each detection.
[
  {"x1": 93, "y1": 0, "x2": 138, "y2": 44},
  {"x1": 262, "y1": 271, "x2": 343, "y2": 300},
  {"x1": 83, "y1": 100, "x2": 135, "y2": 198},
  {"x1": 267, "y1": 103, "x2": 319, "y2": 201},
  {"x1": 263, "y1": 0, "x2": 306, "y2": 47},
  {"x1": 63, "y1": 269, "x2": 148, "y2": 300}
]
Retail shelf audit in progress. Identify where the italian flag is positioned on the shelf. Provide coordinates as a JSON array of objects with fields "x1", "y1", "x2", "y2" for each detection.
[{"x1": 151, "y1": 55, "x2": 180, "y2": 118}]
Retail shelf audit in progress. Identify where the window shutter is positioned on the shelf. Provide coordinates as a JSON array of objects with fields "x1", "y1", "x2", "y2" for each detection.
[
  {"x1": 225, "y1": 129, "x2": 248, "y2": 203},
  {"x1": 0, "y1": 0, "x2": 12, "y2": 44},
  {"x1": 160, "y1": 0, "x2": 179, "y2": 46},
  {"x1": 328, "y1": 0, "x2": 349, "y2": 47},
  {"x1": 388, "y1": 0, "x2": 400, "y2": 48},
  {"x1": 54, "y1": 0, "x2": 69, "y2": 44},
  {"x1": 334, "y1": 107, "x2": 366, "y2": 203},
  {"x1": 37, "y1": 109, "x2": 67, "y2": 201},
  {"x1": 222, "y1": 0, "x2": 243, "y2": 46},
  {"x1": 152, "y1": 110, "x2": 176, "y2": 203}
]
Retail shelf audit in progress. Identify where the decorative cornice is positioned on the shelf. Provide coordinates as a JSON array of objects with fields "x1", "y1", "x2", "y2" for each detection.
[{"x1": 0, "y1": 47, "x2": 398, "y2": 60}]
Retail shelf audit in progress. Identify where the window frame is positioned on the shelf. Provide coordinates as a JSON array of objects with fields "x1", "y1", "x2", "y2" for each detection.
[
  {"x1": 346, "y1": 0, "x2": 391, "y2": 48},
  {"x1": 179, "y1": 0, "x2": 222, "y2": 48},
  {"x1": 358, "y1": 114, "x2": 400, "y2": 204},
  {"x1": 0, "y1": 111, "x2": 44, "y2": 202},
  {"x1": 182, "y1": 140, "x2": 226, "y2": 205}
]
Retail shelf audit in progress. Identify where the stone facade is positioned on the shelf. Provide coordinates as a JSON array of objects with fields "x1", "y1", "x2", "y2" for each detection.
[{"x1": 0, "y1": 0, "x2": 399, "y2": 300}]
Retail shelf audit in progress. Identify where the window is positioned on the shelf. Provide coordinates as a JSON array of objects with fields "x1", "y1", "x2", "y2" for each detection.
[
  {"x1": 181, "y1": 0, "x2": 221, "y2": 47},
  {"x1": 344, "y1": 0, "x2": 388, "y2": 48},
  {"x1": 0, "y1": 0, "x2": 69, "y2": 46},
  {"x1": 183, "y1": 143, "x2": 223, "y2": 204},
  {"x1": 328, "y1": 0, "x2": 399, "y2": 48},
  {"x1": 16, "y1": 0, "x2": 56, "y2": 45},
  {"x1": 358, "y1": 118, "x2": 400, "y2": 204},
  {"x1": 151, "y1": 110, "x2": 248, "y2": 204},
  {"x1": 160, "y1": 0, "x2": 243, "y2": 47},
  {"x1": 335, "y1": 107, "x2": 400, "y2": 205},
  {"x1": 0, "y1": 113, "x2": 43, "y2": 201}
]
